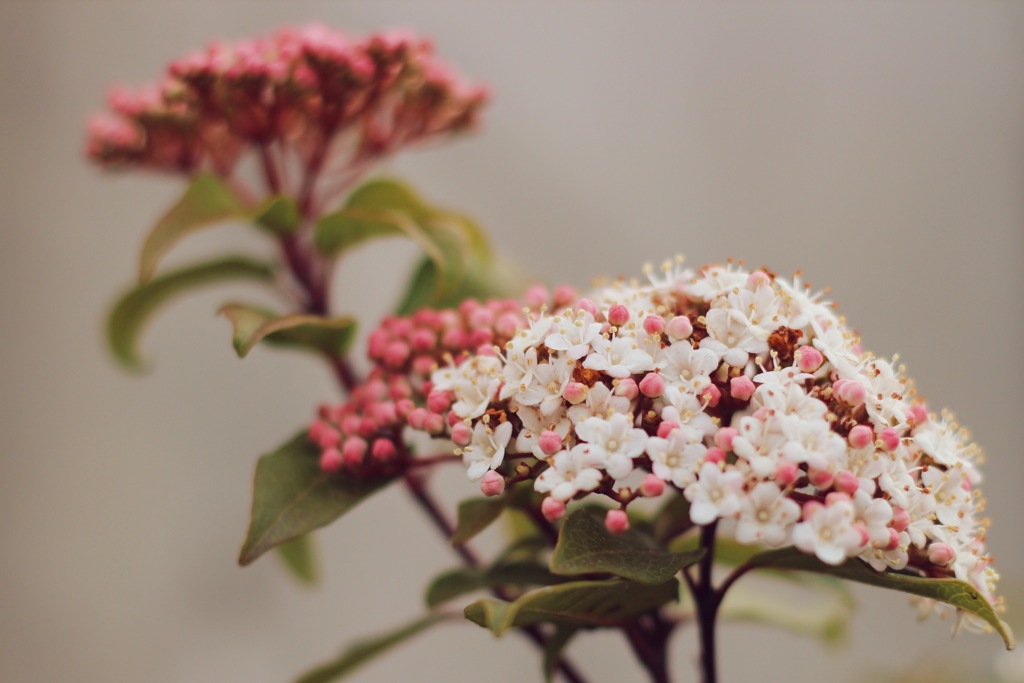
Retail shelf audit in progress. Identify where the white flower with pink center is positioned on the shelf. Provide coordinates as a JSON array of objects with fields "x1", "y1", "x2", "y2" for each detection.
[
  {"x1": 734, "y1": 482, "x2": 801, "y2": 547},
  {"x1": 645, "y1": 424, "x2": 707, "y2": 488},
  {"x1": 574, "y1": 413, "x2": 648, "y2": 480},
  {"x1": 462, "y1": 420, "x2": 513, "y2": 480},
  {"x1": 534, "y1": 444, "x2": 604, "y2": 501},
  {"x1": 791, "y1": 498, "x2": 866, "y2": 565},
  {"x1": 684, "y1": 462, "x2": 745, "y2": 525}
]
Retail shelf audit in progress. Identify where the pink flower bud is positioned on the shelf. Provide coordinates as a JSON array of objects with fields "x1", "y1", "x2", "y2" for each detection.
[
  {"x1": 613, "y1": 378, "x2": 639, "y2": 399},
  {"x1": 640, "y1": 474, "x2": 665, "y2": 497},
  {"x1": 884, "y1": 528, "x2": 901, "y2": 551},
  {"x1": 411, "y1": 355, "x2": 436, "y2": 377},
  {"x1": 480, "y1": 471, "x2": 506, "y2": 497},
  {"x1": 665, "y1": 316, "x2": 693, "y2": 341},
  {"x1": 395, "y1": 399, "x2": 416, "y2": 418},
  {"x1": 389, "y1": 377, "x2": 413, "y2": 400},
  {"x1": 407, "y1": 407, "x2": 428, "y2": 430},
  {"x1": 562, "y1": 382, "x2": 588, "y2": 405},
  {"x1": 427, "y1": 390, "x2": 452, "y2": 414},
  {"x1": 802, "y1": 500, "x2": 824, "y2": 520},
  {"x1": 848, "y1": 425, "x2": 874, "y2": 449},
  {"x1": 746, "y1": 270, "x2": 772, "y2": 289},
  {"x1": 657, "y1": 421, "x2": 681, "y2": 438},
  {"x1": 383, "y1": 341, "x2": 411, "y2": 368},
  {"x1": 852, "y1": 523, "x2": 870, "y2": 547},
  {"x1": 359, "y1": 417, "x2": 378, "y2": 438},
  {"x1": 891, "y1": 507, "x2": 910, "y2": 532},
  {"x1": 834, "y1": 471, "x2": 859, "y2": 495},
  {"x1": 451, "y1": 422, "x2": 473, "y2": 446},
  {"x1": 538, "y1": 430, "x2": 564, "y2": 456},
  {"x1": 607, "y1": 304, "x2": 630, "y2": 327},
  {"x1": 714, "y1": 427, "x2": 739, "y2": 451},
  {"x1": 605, "y1": 509, "x2": 630, "y2": 534},
  {"x1": 833, "y1": 378, "x2": 867, "y2": 406},
  {"x1": 908, "y1": 404, "x2": 929, "y2": 425},
  {"x1": 795, "y1": 346, "x2": 824, "y2": 373},
  {"x1": 320, "y1": 447, "x2": 343, "y2": 473},
  {"x1": 643, "y1": 314, "x2": 666, "y2": 336},
  {"x1": 371, "y1": 438, "x2": 397, "y2": 461},
  {"x1": 469, "y1": 308, "x2": 494, "y2": 329},
  {"x1": 447, "y1": 410, "x2": 462, "y2": 427},
  {"x1": 441, "y1": 328, "x2": 469, "y2": 350},
  {"x1": 701, "y1": 384, "x2": 721, "y2": 407},
  {"x1": 409, "y1": 328, "x2": 437, "y2": 352},
  {"x1": 575, "y1": 298, "x2": 599, "y2": 316},
  {"x1": 729, "y1": 376, "x2": 755, "y2": 402},
  {"x1": 639, "y1": 373, "x2": 665, "y2": 398},
  {"x1": 423, "y1": 412, "x2": 446, "y2": 435},
  {"x1": 340, "y1": 415, "x2": 362, "y2": 436},
  {"x1": 704, "y1": 447, "x2": 726, "y2": 465},
  {"x1": 928, "y1": 542, "x2": 955, "y2": 566},
  {"x1": 541, "y1": 497, "x2": 566, "y2": 522},
  {"x1": 367, "y1": 329, "x2": 389, "y2": 358},
  {"x1": 523, "y1": 284, "x2": 549, "y2": 309},
  {"x1": 825, "y1": 491, "x2": 851, "y2": 506},
  {"x1": 879, "y1": 427, "x2": 900, "y2": 451},
  {"x1": 774, "y1": 461, "x2": 799, "y2": 486},
  {"x1": 808, "y1": 467, "x2": 835, "y2": 489},
  {"x1": 495, "y1": 313, "x2": 522, "y2": 339},
  {"x1": 313, "y1": 423, "x2": 341, "y2": 449},
  {"x1": 553, "y1": 285, "x2": 577, "y2": 308},
  {"x1": 370, "y1": 402, "x2": 398, "y2": 426},
  {"x1": 342, "y1": 437, "x2": 367, "y2": 467},
  {"x1": 470, "y1": 328, "x2": 494, "y2": 348}
]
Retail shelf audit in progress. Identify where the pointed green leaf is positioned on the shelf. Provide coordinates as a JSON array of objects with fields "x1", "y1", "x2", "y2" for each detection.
[
  {"x1": 253, "y1": 195, "x2": 301, "y2": 235},
  {"x1": 107, "y1": 255, "x2": 276, "y2": 372},
  {"x1": 218, "y1": 303, "x2": 357, "y2": 358},
  {"x1": 451, "y1": 497, "x2": 508, "y2": 547},
  {"x1": 652, "y1": 494, "x2": 693, "y2": 543},
  {"x1": 295, "y1": 613, "x2": 449, "y2": 683},
  {"x1": 426, "y1": 561, "x2": 566, "y2": 608},
  {"x1": 551, "y1": 508, "x2": 705, "y2": 585},
  {"x1": 743, "y1": 547, "x2": 1014, "y2": 649},
  {"x1": 715, "y1": 582, "x2": 849, "y2": 645},
  {"x1": 542, "y1": 626, "x2": 578, "y2": 683},
  {"x1": 137, "y1": 173, "x2": 248, "y2": 282},
  {"x1": 464, "y1": 578, "x2": 679, "y2": 636},
  {"x1": 274, "y1": 534, "x2": 318, "y2": 586},
  {"x1": 238, "y1": 431, "x2": 395, "y2": 566}
]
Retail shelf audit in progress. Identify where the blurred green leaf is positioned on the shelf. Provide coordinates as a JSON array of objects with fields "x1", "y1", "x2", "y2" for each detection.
[
  {"x1": 542, "y1": 626, "x2": 578, "y2": 683},
  {"x1": 425, "y1": 561, "x2": 566, "y2": 609},
  {"x1": 714, "y1": 582, "x2": 849, "y2": 645},
  {"x1": 295, "y1": 613, "x2": 449, "y2": 683},
  {"x1": 238, "y1": 431, "x2": 395, "y2": 566},
  {"x1": 218, "y1": 303, "x2": 357, "y2": 358},
  {"x1": 743, "y1": 547, "x2": 1014, "y2": 649},
  {"x1": 107, "y1": 255, "x2": 275, "y2": 372},
  {"x1": 253, "y1": 195, "x2": 301, "y2": 235},
  {"x1": 551, "y1": 508, "x2": 705, "y2": 585},
  {"x1": 394, "y1": 253, "x2": 526, "y2": 316},
  {"x1": 451, "y1": 497, "x2": 507, "y2": 547},
  {"x1": 137, "y1": 173, "x2": 248, "y2": 282},
  {"x1": 274, "y1": 534, "x2": 318, "y2": 586},
  {"x1": 652, "y1": 494, "x2": 692, "y2": 544},
  {"x1": 464, "y1": 578, "x2": 679, "y2": 636}
]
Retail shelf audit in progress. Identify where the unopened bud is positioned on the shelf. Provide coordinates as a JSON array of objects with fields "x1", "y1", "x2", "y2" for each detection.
[
  {"x1": 480, "y1": 471, "x2": 506, "y2": 497},
  {"x1": 541, "y1": 497, "x2": 566, "y2": 522},
  {"x1": 666, "y1": 316, "x2": 693, "y2": 341},
  {"x1": 605, "y1": 509, "x2": 630, "y2": 534},
  {"x1": 639, "y1": 372, "x2": 665, "y2": 398},
  {"x1": 640, "y1": 474, "x2": 665, "y2": 497},
  {"x1": 729, "y1": 376, "x2": 755, "y2": 402},
  {"x1": 538, "y1": 430, "x2": 564, "y2": 456}
]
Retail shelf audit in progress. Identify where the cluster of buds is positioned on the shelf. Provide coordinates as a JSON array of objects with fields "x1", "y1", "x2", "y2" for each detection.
[
  {"x1": 417, "y1": 257, "x2": 1000, "y2": 630},
  {"x1": 308, "y1": 285, "x2": 577, "y2": 476},
  {"x1": 86, "y1": 24, "x2": 487, "y2": 208}
]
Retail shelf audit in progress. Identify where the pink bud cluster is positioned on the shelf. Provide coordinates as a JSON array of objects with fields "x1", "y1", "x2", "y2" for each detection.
[
  {"x1": 309, "y1": 285, "x2": 577, "y2": 476},
  {"x1": 86, "y1": 24, "x2": 488, "y2": 195},
  {"x1": 419, "y1": 258, "x2": 1002, "y2": 631}
]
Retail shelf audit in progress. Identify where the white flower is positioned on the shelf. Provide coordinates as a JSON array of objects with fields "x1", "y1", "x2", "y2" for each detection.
[
  {"x1": 684, "y1": 462, "x2": 745, "y2": 525},
  {"x1": 435, "y1": 355, "x2": 502, "y2": 420},
  {"x1": 734, "y1": 482, "x2": 800, "y2": 547},
  {"x1": 791, "y1": 498, "x2": 865, "y2": 565},
  {"x1": 567, "y1": 382, "x2": 631, "y2": 424},
  {"x1": 660, "y1": 385, "x2": 716, "y2": 435},
  {"x1": 779, "y1": 417, "x2": 847, "y2": 473},
  {"x1": 685, "y1": 264, "x2": 749, "y2": 302},
  {"x1": 500, "y1": 344, "x2": 539, "y2": 400},
  {"x1": 655, "y1": 342, "x2": 719, "y2": 394},
  {"x1": 732, "y1": 415, "x2": 786, "y2": 479},
  {"x1": 574, "y1": 413, "x2": 648, "y2": 480},
  {"x1": 699, "y1": 307, "x2": 767, "y2": 367},
  {"x1": 515, "y1": 356, "x2": 575, "y2": 416},
  {"x1": 852, "y1": 490, "x2": 893, "y2": 548},
  {"x1": 583, "y1": 334, "x2": 655, "y2": 379},
  {"x1": 534, "y1": 444, "x2": 604, "y2": 501},
  {"x1": 462, "y1": 420, "x2": 513, "y2": 480},
  {"x1": 544, "y1": 310, "x2": 603, "y2": 360},
  {"x1": 513, "y1": 402, "x2": 571, "y2": 455},
  {"x1": 645, "y1": 424, "x2": 707, "y2": 488}
]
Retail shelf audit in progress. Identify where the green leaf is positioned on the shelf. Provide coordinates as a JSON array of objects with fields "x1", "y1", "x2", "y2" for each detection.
[
  {"x1": 274, "y1": 534, "x2": 318, "y2": 585},
  {"x1": 652, "y1": 494, "x2": 693, "y2": 544},
  {"x1": 295, "y1": 613, "x2": 449, "y2": 683},
  {"x1": 238, "y1": 431, "x2": 395, "y2": 566},
  {"x1": 542, "y1": 626, "x2": 578, "y2": 683},
  {"x1": 394, "y1": 253, "x2": 526, "y2": 316},
  {"x1": 743, "y1": 547, "x2": 1015, "y2": 649},
  {"x1": 464, "y1": 578, "x2": 679, "y2": 636},
  {"x1": 451, "y1": 497, "x2": 506, "y2": 547},
  {"x1": 716, "y1": 582, "x2": 849, "y2": 645},
  {"x1": 137, "y1": 173, "x2": 248, "y2": 282},
  {"x1": 425, "y1": 561, "x2": 566, "y2": 608},
  {"x1": 253, "y1": 195, "x2": 301, "y2": 235},
  {"x1": 550, "y1": 508, "x2": 705, "y2": 585},
  {"x1": 107, "y1": 255, "x2": 276, "y2": 372},
  {"x1": 218, "y1": 303, "x2": 357, "y2": 358}
]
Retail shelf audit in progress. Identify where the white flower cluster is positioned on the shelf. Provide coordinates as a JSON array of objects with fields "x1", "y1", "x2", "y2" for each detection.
[{"x1": 427, "y1": 258, "x2": 999, "y2": 622}]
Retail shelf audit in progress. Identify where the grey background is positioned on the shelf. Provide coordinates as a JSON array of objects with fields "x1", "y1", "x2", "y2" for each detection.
[{"x1": 2, "y1": 1, "x2": 1023, "y2": 681}]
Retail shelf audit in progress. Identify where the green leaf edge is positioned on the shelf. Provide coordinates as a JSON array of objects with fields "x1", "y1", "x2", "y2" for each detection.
[
  {"x1": 273, "y1": 534, "x2": 319, "y2": 586},
  {"x1": 218, "y1": 302, "x2": 357, "y2": 358}
]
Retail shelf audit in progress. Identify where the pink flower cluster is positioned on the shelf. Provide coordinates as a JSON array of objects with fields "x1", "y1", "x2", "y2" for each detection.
[
  {"x1": 86, "y1": 24, "x2": 487, "y2": 199},
  {"x1": 308, "y1": 286, "x2": 577, "y2": 477}
]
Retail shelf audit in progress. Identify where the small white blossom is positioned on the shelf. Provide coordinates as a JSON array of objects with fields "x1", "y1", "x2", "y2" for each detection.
[
  {"x1": 463, "y1": 420, "x2": 513, "y2": 480},
  {"x1": 735, "y1": 482, "x2": 801, "y2": 547},
  {"x1": 534, "y1": 444, "x2": 604, "y2": 501},
  {"x1": 684, "y1": 462, "x2": 745, "y2": 525}
]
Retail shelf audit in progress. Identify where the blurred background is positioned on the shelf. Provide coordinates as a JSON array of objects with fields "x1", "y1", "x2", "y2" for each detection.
[{"x1": 2, "y1": 1, "x2": 1023, "y2": 681}]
